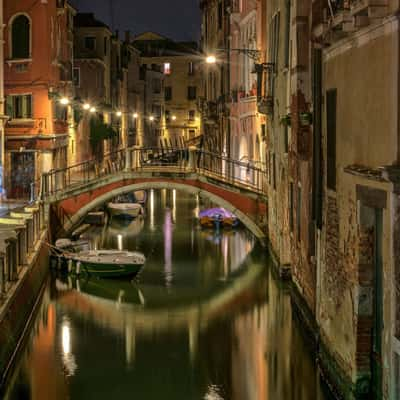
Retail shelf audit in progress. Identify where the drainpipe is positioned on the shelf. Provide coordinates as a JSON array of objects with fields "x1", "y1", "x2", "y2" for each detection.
[{"x1": 0, "y1": 0, "x2": 6, "y2": 200}]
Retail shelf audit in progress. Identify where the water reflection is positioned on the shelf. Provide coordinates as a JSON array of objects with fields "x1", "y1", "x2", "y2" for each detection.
[{"x1": 5, "y1": 190, "x2": 328, "y2": 400}]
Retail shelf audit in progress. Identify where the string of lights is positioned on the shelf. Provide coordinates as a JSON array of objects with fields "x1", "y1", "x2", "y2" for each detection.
[{"x1": 55, "y1": 93, "x2": 165, "y2": 122}]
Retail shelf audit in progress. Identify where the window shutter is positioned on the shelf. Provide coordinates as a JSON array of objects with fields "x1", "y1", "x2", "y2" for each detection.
[{"x1": 5, "y1": 96, "x2": 13, "y2": 118}]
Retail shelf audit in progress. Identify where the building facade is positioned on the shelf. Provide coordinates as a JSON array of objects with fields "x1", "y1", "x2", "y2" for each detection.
[
  {"x1": 200, "y1": 0, "x2": 230, "y2": 153},
  {"x1": 73, "y1": 13, "x2": 114, "y2": 162},
  {"x1": 229, "y1": 0, "x2": 264, "y2": 179},
  {"x1": 133, "y1": 32, "x2": 202, "y2": 148},
  {"x1": 4, "y1": 0, "x2": 75, "y2": 199}
]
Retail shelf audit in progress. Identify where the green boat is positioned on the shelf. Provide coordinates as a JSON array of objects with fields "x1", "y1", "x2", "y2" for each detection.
[{"x1": 70, "y1": 250, "x2": 146, "y2": 278}]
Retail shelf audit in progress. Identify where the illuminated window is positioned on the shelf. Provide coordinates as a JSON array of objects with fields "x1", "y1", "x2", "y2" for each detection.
[{"x1": 164, "y1": 62, "x2": 171, "y2": 75}]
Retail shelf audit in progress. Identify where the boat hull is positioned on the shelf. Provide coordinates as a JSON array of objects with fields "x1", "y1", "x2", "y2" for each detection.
[
  {"x1": 77, "y1": 260, "x2": 143, "y2": 278},
  {"x1": 108, "y1": 204, "x2": 142, "y2": 219}
]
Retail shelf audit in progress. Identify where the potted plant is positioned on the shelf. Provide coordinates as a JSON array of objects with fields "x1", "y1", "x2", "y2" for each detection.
[
  {"x1": 299, "y1": 111, "x2": 313, "y2": 126},
  {"x1": 280, "y1": 113, "x2": 291, "y2": 126}
]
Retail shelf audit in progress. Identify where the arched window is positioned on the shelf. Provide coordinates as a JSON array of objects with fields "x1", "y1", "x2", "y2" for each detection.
[{"x1": 11, "y1": 15, "x2": 30, "y2": 59}]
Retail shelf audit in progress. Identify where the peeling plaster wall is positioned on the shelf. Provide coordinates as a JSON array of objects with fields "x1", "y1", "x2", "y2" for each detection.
[{"x1": 320, "y1": 17, "x2": 399, "y2": 397}]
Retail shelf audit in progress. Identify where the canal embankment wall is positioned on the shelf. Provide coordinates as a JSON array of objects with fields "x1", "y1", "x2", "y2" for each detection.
[{"x1": 0, "y1": 202, "x2": 49, "y2": 392}]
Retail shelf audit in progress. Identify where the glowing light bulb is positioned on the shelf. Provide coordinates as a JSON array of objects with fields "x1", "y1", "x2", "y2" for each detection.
[
  {"x1": 60, "y1": 97, "x2": 69, "y2": 105},
  {"x1": 83, "y1": 103, "x2": 91, "y2": 110},
  {"x1": 206, "y1": 55, "x2": 217, "y2": 64}
]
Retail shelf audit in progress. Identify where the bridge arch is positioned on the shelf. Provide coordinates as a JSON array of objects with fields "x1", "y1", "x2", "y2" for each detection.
[{"x1": 62, "y1": 181, "x2": 266, "y2": 240}]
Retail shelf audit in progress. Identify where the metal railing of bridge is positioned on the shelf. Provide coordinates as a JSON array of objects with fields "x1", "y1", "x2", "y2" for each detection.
[{"x1": 34, "y1": 147, "x2": 268, "y2": 200}]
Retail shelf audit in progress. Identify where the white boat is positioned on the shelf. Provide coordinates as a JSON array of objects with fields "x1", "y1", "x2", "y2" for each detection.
[
  {"x1": 107, "y1": 202, "x2": 143, "y2": 219},
  {"x1": 55, "y1": 238, "x2": 90, "y2": 252},
  {"x1": 133, "y1": 190, "x2": 147, "y2": 205},
  {"x1": 70, "y1": 250, "x2": 146, "y2": 278}
]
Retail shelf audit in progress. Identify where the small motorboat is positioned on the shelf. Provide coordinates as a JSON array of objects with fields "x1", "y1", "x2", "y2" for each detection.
[
  {"x1": 107, "y1": 202, "x2": 143, "y2": 219},
  {"x1": 55, "y1": 238, "x2": 90, "y2": 252},
  {"x1": 133, "y1": 190, "x2": 147, "y2": 205},
  {"x1": 199, "y1": 208, "x2": 239, "y2": 229},
  {"x1": 69, "y1": 249, "x2": 146, "y2": 278}
]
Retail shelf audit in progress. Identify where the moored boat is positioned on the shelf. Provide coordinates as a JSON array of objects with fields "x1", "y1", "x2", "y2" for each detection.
[
  {"x1": 133, "y1": 190, "x2": 147, "y2": 205},
  {"x1": 70, "y1": 249, "x2": 146, "y2": 278},
  {"x1": 199, "y1": 208, "x2": 239, "y2": 229},
  {"x1": 55, "y1": 238, "x2": 90, "y2": 252},
  {"x1": 107, "y1": 202, "x2": 143, "y2": 219}
]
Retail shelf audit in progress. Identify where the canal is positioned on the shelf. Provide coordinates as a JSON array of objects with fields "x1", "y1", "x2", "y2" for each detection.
[{"x1": 5, "y1": 190, "x2": 329, "y2": 400}]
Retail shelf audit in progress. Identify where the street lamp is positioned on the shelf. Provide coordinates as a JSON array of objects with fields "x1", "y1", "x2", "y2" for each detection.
[
  {"x1": 116, "y1": 111, "x2": 122, "y2": 117},
  {"x1": 133, "y1": 113, "x2": 138, "y2": 119},
  {"x1": 172, "y1": 115, "x2": 177, "y2": 121},
  {"x1": 90, "y1": 107, "x2": 96, "y2": 113},
  {"x1": 149, "y1": 116, "x2": 154, "y2": 122},
  {"x1": 206, "y1": 55, "x2": 217, "y2": 64},
  {"x1": 205, "y1": 49, "x2": 274, "y2": 70},
  {"x1": 60, "y1": 97, "x2": 69, "y2": 105},
  {"x1": 83, "y1": 103, "x2": 91, "y2": 110}
]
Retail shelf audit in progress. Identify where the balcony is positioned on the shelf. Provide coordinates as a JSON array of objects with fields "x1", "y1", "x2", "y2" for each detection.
[
  {"x1": 350, "y1": 0, "x2": 388, "y2": 18},
  {"x1": 204, "y1": 101, "x2": 218, "y2": 124},
  {"x1": 257, "y1": 96, "x2": 273, "y2": 116}
]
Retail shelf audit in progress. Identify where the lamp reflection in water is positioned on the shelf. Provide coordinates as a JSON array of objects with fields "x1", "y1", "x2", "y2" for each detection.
[
  {"x1": 117, "y1": 234, "x2": 123, "y2": 251},
  {"x1": 61, "y1": 318, "x2": 77, "y2": 376},
  {"x1": 204, "y1": 384, "x2": 224, "y2": 400},
  {"x1": 149, "y1": 189, "x2": 155, "y2": 230},
  {"x1": 163, "y1": 209, "x2": 173, "y2": 288},
  {"x1": 172, "y1": 189, "x2": 176, "y2": 223}
]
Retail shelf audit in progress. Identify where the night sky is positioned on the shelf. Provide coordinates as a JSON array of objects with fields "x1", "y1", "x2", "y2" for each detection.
[{"x1": 71, "y1": 0, "x2": 201, "y2": 42}]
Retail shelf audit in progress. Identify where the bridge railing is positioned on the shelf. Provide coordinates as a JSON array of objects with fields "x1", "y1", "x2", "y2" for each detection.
[
  {"x1": 40, "y1": 149, "x2": 126, "y2": 196},
  {"x1": 38, "y1": 146, "x2": 267, "y2": 199},
  {"x1": 128, "y1": 147, "x2": 189, "y2": 170},
  {"x1": 196, "y1": 150, "x2": 267, "y2": 194}
]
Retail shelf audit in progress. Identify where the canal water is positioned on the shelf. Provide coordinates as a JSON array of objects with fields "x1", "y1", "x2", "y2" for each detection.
[{"x1": 5, "y1": 190, "x2": 329, "y2": 400}]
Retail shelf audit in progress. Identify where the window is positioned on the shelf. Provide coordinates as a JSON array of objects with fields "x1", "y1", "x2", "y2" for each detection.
[
  {"x1": 6, "y1": 94, "x2": 32, "y2": 119},
  {"x1": 283, "y1": 124, "x2": 289, "y2": 153},
  {"x1": 73, "y1": 67, "x2": 80, "y2": 87},
  {"x1": 153, "y1": 79, "x2": 161, "y2": 94},
  {"x1": 188, "y1": 61, "x2": 194, "y2": 75},
  {"x1": 104, "y1": 37, "x2": 108, "y2": 55},
  {"x1": 272, "y1": 153, "x2": 276, "y2": 190},
  {"x1": 152, "y1": 104, "x2": 162, "y2": 119},
  {"x1": 218, "y1": 2, "x2": 223, "y2": 29},
  {"x1": 189, "y1": 129, "x2": 196, "y2": 139},
  {"x1": 261, "y1": 124, "x2": 266, "y2": 140},
  {"x1": 289, "y1": 182, "x2": 294, "y2": 231},
  {"x1": 297, "y1": 186, "x2": 302, "y2": 241},
  {"x1": 11, "y1": 15, "x2": 30, "y2": 59},
  {"x1": 54, "y1": 102, "x2": 67, "y2": 121},
  {"x1": 284, "y1": 0, "x2": 291, "y2": 68},
  {"x1": 188, "y1": 110, "x2": 195, "y2": 121},
  {"x1": 269, "y1": 12, "x2": 280, "y2": 77},
  {"x1": 165, "y1": 110, "x2": 170, "y2": 122},
  {"x1": 165, "y1": 86, "x2": 172, "y2": 101},
  {"x1": 84, "y1": 36, "x2": 96, "y2": 51},
  {"x1": 164, "y1": 62, "x2": 171, "y2": 75},
  {"x1": 326, "y1": 89, "x2": 337, "y2": 190},
  {"x1": 187, "y1": 86, "x2": 197, "y2": 100}
]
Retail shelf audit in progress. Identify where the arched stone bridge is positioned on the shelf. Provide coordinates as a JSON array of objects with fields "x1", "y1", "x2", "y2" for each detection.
[{"x1": 39, "y1": 147, "x2": 268, "y2": 243}]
